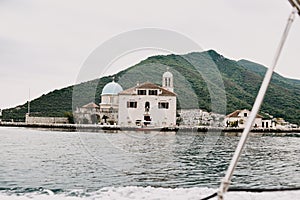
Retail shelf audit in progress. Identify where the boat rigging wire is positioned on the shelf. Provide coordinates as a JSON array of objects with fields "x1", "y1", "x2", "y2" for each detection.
[
  {"x1": 289, "y1": 0, "x2": 300, "y2": 14},
  {"x1": 216, "y1": 1, "x2": 300, "y2": 199}
]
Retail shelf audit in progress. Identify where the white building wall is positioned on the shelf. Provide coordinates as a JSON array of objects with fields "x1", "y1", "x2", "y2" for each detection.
[
  {"x1": 118, "y1": 95, "x2": 176, "y2": 127},
  {"x1": 99, "y1": 94, "x2": 120, "y2": 124},
  {"x1": 101, "y1": 94, "x2": 119, "y2": 106},
  {"x1": 262, "y1": 119, "x2": 272, "y2": 128},
  {"x1": 238, "y1": 110, "x2": 262, "y2": 127},
  {"x1": 225, "y1": 117, "x2": 263, "y2": 128},
  {"x1": 254, "y1": 118, "x2": 263, "y2": 127},
  {"x1": 225, "y1": 109, "x2": 264, "y2": 128}
]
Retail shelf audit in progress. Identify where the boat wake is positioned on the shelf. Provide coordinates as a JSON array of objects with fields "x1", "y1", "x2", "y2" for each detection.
[{"x1": 0, "y1": 186, "x2": 299, "y2": 200}]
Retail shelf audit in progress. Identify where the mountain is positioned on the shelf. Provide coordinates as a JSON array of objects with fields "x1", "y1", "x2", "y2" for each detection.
[{"x1": 2, "y1": 50, "x2": 300, "y2": 125}]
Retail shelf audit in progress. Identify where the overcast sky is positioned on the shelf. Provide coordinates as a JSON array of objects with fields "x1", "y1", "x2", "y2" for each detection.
[{"x1": 1, "y1": 0, "x2": 299, "y2": 109}]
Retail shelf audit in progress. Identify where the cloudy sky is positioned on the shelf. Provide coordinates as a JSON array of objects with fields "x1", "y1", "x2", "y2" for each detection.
[{"x1": 1, "y1": 0, "x2": 299, "y2": 109}]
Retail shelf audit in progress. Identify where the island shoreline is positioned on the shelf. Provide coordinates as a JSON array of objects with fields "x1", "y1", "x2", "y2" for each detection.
[{"x1": 1, "y1": 122, "x2": 300, "y2": 134}]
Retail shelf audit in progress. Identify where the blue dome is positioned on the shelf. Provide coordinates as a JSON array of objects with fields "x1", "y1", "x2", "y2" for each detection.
[{"x1": 101, "y1": 81, "x2": 123, "y2": 95}]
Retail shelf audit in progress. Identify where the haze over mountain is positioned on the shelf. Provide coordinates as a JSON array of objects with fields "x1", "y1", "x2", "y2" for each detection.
[{"x1": 2, "y1": 50, "x2": 300, "y2": 125}]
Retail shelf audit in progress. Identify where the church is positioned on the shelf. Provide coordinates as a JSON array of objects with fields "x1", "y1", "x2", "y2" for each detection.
[
  {"x1": 99, "y1": 69, "x2": 176, "y2": 127},
  {"x1": 75, "y1": 69, "x2": 177, "y2": 127}
]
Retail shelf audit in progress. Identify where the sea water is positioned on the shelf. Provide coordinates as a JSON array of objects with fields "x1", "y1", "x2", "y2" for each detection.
[{"x1": 0, "y1": 127, "x2": 299, "y2": 199}]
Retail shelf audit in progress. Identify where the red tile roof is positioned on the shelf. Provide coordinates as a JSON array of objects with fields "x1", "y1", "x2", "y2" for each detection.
[
  {"x1": 82, "y1": 102, "x2": 100, "y2": 108},
  {"x1": 119, "y1": 82, "x2": 176, "y2": 96},
  {"x1": 227, "y1": 109, "x2": 263, "y2": 118},
  {"x1": 227, "y1": 110, "x2": 241, "y2": 117}
]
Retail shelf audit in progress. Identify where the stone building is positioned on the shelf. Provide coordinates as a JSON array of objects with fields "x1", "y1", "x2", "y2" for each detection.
[{"x1": 74, "y1": 102, "x2": 100, "y2": 124}]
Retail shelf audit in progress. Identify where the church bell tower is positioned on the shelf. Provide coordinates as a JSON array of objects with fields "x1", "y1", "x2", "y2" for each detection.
[{"x1": 162, "y1": 67, "x2": 174, "y2": 92}]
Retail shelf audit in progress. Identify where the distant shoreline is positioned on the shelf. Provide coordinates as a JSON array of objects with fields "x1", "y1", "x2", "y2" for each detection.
[{"x1": 1, "y1": 122, "x2": 300, "y2": 134}]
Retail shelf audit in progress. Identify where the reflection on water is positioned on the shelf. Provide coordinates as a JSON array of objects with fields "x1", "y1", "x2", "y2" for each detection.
[{"x1": 0, "y1": 127, "x2": 299, "y2": 193}]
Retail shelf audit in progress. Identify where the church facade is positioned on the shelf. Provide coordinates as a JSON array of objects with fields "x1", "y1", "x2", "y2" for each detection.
[{"x1": 118, "y1": 70, "x2": 176, "y2": 127}]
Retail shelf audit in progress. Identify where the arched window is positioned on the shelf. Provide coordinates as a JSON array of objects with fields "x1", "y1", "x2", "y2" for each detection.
[
  {"x1": 145, "y1": 102, "x2": 150, "y2": 112},
  {"x1": 165, "y1": 78, "x2": 168, "y2": 87}
]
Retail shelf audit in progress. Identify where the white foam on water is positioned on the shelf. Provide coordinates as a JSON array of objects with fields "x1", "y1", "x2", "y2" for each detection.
[{"x1": 0, "y1": 187, "x2": 299, "y2": 200}]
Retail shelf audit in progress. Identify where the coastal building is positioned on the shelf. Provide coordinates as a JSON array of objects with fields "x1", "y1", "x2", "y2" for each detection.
[
  {"x1": 225, "y1": 109, "x2": 272, "y2": 128},
  {"x1": 99, "y1": 80, "x2": 123, "y2": 125},
  {"x1": 74, "y1": 102, "x2": 100, "y2": 124},
  {"x1": 118, "y1": 71, "x2": 177, "y2": 127}
]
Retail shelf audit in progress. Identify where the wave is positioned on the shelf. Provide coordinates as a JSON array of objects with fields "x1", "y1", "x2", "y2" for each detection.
[{"x1": 0, "y1": 186, "x2": 300, "y2": 200}]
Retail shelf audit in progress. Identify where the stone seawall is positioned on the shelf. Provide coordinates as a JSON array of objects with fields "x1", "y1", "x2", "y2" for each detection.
[
  {"x1": 25, "y1": 115, "x2": 68, "y2": 124},
  {"x1": 1, "y1": 122, "x2": 300, "y2": 133}
]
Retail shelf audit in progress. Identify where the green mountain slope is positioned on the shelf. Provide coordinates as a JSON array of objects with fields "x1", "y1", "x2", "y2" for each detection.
[
  {"x1": 238, "y1": 59, "x2": 300, "y2": 92},
  {"x1": 2, "y1": 50, "x2": 300, "y2": 125}
]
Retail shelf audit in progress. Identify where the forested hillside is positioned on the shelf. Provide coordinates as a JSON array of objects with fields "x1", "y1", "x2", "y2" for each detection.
[{"x1": 3, "y1": 50, "x2": 300, "y2": 125}]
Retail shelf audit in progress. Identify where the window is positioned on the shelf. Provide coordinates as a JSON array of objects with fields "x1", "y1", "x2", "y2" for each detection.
[
  {"x1": 158, "y1": 102, "x2": 169, "y2": 109},
  {"x1": 127, "y1": 101, "x2": 137, "y2": 108},
  {"x1": 244, "y1": 113, "x2": 247, "y2": 117},
  {"x1": 148, "y1": 90, "x2": 158, "y2": 95},
  {"x1": 137, "y1": 90, "x2": 146, "y2": 95},
  {"x1": 145, "y1": 101, "x2": 150, "y2": 112},
  {"x1": 145, "y1": 102, "x2": 150, "y2": 108},
  {"x1": 164, "y1": 78, "x2": 171, "y2": 87}
]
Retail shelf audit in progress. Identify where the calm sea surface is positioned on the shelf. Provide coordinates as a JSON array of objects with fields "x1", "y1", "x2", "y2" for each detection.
[{"x1": 0, "y1": 127, "x2": 299, "y2": 197}]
